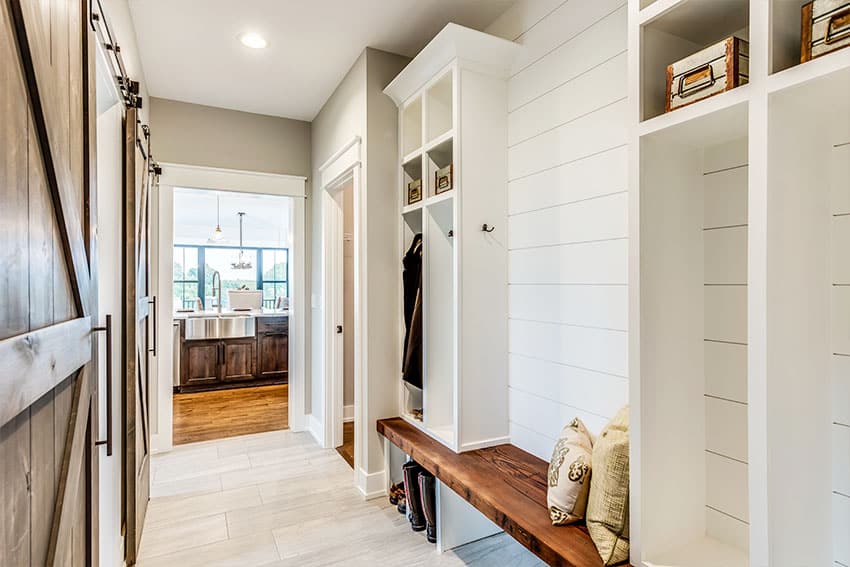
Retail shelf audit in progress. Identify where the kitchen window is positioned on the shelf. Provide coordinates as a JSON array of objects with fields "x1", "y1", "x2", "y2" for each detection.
[{"x1": 173, "y1": 245, "x2": 289, "y2": 310}]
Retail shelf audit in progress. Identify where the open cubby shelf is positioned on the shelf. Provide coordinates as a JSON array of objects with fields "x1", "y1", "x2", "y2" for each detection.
[
  {"x1": 386, "y1": 24, "x2": 516, "y2": 455},
  {"x1": 631, "y1": 1, "x2": 850, "y2": 565}
]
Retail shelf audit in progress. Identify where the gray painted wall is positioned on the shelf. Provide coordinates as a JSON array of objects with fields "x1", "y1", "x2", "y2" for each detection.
[
  {"x1": 150, "y1": 97, "x2": 311, "y2": 176},
  {"x1": 308, "y1": 47, "x2": 408, "y2": 481}
]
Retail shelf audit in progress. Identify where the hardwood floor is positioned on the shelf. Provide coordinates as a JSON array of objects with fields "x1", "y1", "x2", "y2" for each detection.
[
  {"x1": 138, "y1": 429, "x2": 543, "y2": 566},
  {"x1": 336, "y1": 421, "x2": 354, "y2": 468},
  {"x1": 173, "y1": 384, "x2": 288, "y2": 445}
]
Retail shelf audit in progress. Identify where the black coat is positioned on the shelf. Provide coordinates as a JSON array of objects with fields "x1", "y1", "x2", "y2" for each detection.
[{"x1": 402, "y1": 234, "x2": 423, "y2": 388}]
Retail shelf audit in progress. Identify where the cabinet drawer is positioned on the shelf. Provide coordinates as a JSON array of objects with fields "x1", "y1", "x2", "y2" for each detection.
[{"x1": 258, "y1": 316, "x2": 289, "y2": 334}]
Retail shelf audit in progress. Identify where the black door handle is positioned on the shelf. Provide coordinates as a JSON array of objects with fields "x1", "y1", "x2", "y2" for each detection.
[{"x1": 94, "y1": 315, "x2": 113, "y2": 456}]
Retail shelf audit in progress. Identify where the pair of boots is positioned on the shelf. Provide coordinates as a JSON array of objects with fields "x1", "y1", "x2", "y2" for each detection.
[{"x1": 402, "y1": 461, "x2": 437, "y2": 543}]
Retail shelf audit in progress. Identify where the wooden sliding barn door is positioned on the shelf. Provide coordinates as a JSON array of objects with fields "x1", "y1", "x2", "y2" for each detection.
[
  {"x1": 0, "y1": 0, "x2": 100, "y2": 566},
  {"x1": 123, "y1": 104, "x2": 152, "y2": 565}
]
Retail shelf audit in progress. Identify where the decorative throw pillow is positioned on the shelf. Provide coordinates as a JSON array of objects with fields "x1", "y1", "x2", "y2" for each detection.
[
  {"x1": 586, "y1": 406, "x2": 630, "y2": 566},
  {"x1": 547, "y1": 417, "x2": 593, "y2": 525}
]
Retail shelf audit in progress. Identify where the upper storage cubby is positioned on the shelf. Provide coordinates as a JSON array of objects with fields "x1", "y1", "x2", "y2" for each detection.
[
  {"x1": 402, "y1": 97, "x2": 422, "y2": 157},
  {"x1": 640, "y1": 0, "x2": 750, "y2": 121},
  {"x1": 770, "y1": 0, "x2": 850, "y2": 76},
  {"x1": 426, "y1": 71, "x2": 453, "y2": 143}
]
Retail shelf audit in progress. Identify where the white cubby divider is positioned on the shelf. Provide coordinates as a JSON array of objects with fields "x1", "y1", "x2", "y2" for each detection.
[
  {"x1": 630, "y1": 0, "x2": 850, "y2": 565},
  {"x1": 385, "y1": 23, "x2": 519, "y2": 454}
]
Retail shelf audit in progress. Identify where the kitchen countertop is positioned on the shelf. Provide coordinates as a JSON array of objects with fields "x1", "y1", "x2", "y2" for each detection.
[{"x1": 173, "y1": 309, "x2": 291, "y2": 320}]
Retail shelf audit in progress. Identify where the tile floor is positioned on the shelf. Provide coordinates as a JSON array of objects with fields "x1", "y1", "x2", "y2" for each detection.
[{"x1": 138, "y1": 429, "x2": 543, "y2": 566}]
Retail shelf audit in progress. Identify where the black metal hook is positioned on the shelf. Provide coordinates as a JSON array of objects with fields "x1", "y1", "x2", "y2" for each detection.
[{"x1": 481, "y1": 224, "x2": 495, "y2": 233}]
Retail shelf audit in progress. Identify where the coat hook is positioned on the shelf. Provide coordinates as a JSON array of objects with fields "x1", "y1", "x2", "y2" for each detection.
[
  {"x1": 448, "y1": 229, "x2": 454, "y2": 238},
  {"x1": 481, "y1": 223, "x2": 495, "y2": 233}
]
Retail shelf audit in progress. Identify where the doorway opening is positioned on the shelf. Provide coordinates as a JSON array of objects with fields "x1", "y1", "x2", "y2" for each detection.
[
  {"x1": 335, "y1": 179, "x2": 355, "y2": 468},
  {"x1": 170, "y1": 187, "x2": 295, "y2": 445}
]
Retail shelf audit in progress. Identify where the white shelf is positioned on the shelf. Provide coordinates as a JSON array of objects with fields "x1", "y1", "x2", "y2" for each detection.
[
  {"x1": 403, "y1": 148, "x2": 423, "y2": 165},
  {"x1": 640, "y1": 0, "x2": 749, "y2": 43},
  {"x1": 425, "y1": 129, "x2": 454, "y2": 153},
  {"x1": 768, "y1": 48, "x2": 850, "y2": 95},
  {"x1": 402, "y1": 202, "x2": 423, "y2": 215},
  {"x1": 425, "y1": 191, "x2": 454, "y2": 208},
  {"x1": 644, "y1": 536, "x2": 748, "y2": 567},
  {"x1": 638, "y1": 85, "x2": 749, "y2": 146}
]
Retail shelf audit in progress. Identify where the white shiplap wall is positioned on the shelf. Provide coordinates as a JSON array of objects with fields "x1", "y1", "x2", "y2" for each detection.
[
  {"x1": 831, "y1": 142, "x2": 850, "y2": 567},
  {"x1": 487, "y1": 0, "x2": 629, "y2": 458},
  {"x1": 702, "y1": 139, "x2": 749, "y2": 551}
]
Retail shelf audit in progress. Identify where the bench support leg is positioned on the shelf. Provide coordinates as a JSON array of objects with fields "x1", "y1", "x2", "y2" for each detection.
[{"x1": 435, "y1": 481, "x2": 502, "y2": 553}]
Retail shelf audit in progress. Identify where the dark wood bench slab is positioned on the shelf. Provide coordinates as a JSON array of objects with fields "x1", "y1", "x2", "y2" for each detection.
[{"x1": 378, "y1": 417, "x2": 615, "y2": 567}]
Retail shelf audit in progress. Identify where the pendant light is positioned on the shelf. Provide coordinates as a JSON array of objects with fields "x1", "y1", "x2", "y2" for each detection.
[
  {"x1": 209, "y1": 196, "x2": 224, "y2": 242},
  {"x1": 231, "y1": 212, "x2": 253, "y2": 270}
]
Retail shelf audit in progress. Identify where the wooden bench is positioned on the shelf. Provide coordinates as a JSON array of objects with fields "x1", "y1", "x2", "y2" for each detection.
[{"x1": 378, "y1": 417, "x2": 626, "y2": 567}]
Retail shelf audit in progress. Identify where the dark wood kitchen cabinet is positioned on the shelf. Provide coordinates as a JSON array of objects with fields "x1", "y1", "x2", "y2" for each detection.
[
  {"x1": 222, "y1": 337, "x2": 257, "y2": 383},
  {"x1": 257, "y1": 317, "x2": 289, "y2": 382},
  {"x1": 184, "y1": 340, "x2": 222, "y2": 388},
  {"x1": 177, "y1": 316, "x2": 288, "y2": 392}
]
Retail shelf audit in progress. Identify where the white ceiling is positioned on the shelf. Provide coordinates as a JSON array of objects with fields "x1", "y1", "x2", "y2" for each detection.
[
  {"x1": 128, "y1": 0, "x2": 515, "y2": 121},
  {"x1": 173, "y1": 188, "x2": 293, "y2": 248}
]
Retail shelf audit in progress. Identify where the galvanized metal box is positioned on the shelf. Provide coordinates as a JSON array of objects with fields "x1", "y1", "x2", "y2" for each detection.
[
  {"x1": 802, "y1": 0, "x2": 850, "y2": 62},
  {"x1": 665, "y1": 37, "x2": 749, "y2": 113}
]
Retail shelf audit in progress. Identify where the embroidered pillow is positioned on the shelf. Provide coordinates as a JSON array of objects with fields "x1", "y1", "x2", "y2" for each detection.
[
  {"x1": 586, "y1": 406, "x2": 630, "y2": 566},
  {"x1": 547, "y1": 417, "x2": 593, "y2": 525}
]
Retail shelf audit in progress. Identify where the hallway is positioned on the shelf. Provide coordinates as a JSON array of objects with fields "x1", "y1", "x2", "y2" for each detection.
[{"x1": 138, "y1": 430, "x2": 542, "y2": 566}]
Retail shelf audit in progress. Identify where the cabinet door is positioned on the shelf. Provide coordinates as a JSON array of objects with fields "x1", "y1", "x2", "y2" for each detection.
[
  {"x1": 183, "y1": 341, "x2": 221, "y2": 387},
  {"x1": 222, "y1": 338, "x2": 257, "y2": 382},
  {"x1": 258, "y1": 331, "x2": 289, "y2": 380}
]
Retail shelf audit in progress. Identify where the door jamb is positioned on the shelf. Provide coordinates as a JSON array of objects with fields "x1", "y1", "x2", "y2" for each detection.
[{"x1": 318, "y1": 137, "x2": 364, "y2": 483}]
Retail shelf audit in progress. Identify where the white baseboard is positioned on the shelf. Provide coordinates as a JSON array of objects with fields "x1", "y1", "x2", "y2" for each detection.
[
  {"x1": 356, "y1": 467, "x2": 386, "y2": 500},
  {"x1": 343, "y1": 404, "x2": 354, "y2": 423},
  {"x1": 307, "y1": 413, "x2": 324, "y2": 447},
  {"x1": 150, "y1": 433, "x2": 173, "y2": 455}
]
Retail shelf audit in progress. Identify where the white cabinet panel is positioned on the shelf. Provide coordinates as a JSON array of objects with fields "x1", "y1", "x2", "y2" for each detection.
[
  {"x1": 835, "y1": 425, "x2": 850, "y2": 497},
  {"x1": 508, "y1": 146, "x2": 627, "y2": 215},
  {"x1": 509, "y1": 53, "x2": 627, "y2": 146},
  {"x1": 704, "y1": 227, "x2": 747, "y2": 284},
  {"x1": 510, "y1": 283, "x2": 628, "y2": 330},
  {"x1": 834, "y1": 355, "x2": 850, "y2": 426},
  {"x1": 704, "y1": 167, "x2": 748, "y2": 229},
  {"x1": 706, "y1": 506, "x2": 749, "y2": 553},
  {"x1": 835, "y1": 494, "x2": 850, "y2": 566},
  {"x1": 509, "y1": 353, "x2": 628, "y2": 422},
  {"x1": 705, "y1": 341, "x2": 747, "y2": 404},
  {"x1": 508, "y1": 6, "x2": 626, "y2": 111},
  {"x1": 832, "y1": 287, "x2": 850, "y2": 356},
  {"x1": 509, "y1": 238, "x2": 628, "y2": 285},
  {"x1": 509, "y1": 318, "x2": 628, "y2": 377},
  {"x1": 509, "y1": 192, "x2": 627, "y2": 249},
  {"x1": 706, "y1": 397, "x2": 748, "y2": 464},
  {"x1": 706, "y1": 451, "x2": 749, "y2": 523},
  {"x1": 704, "y1": 285, "x2": 747, "y2": 344},
  {"x1": 508, "y1": 99, "x2": 628, "y2": 180},
  {"x1": 833, "y1": 216, "x2": 850, "y2": 284},
  {"x1": 830, "y1": 144, "x2": 850, "y2": 216}
]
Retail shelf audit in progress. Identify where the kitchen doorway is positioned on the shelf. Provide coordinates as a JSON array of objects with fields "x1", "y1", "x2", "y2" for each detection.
[
  {"x1": 152, "y1": 165, "x2": 307, "y2": 452},
  {"x1": 170, "y1": 188, "x2": 293, "y2": 445}
]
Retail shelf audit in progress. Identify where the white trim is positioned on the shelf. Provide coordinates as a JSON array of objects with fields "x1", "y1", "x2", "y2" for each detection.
[
  {"x1": 153, "y1": 163, "x2": 308, "y2": 450},
  {"x1": 159, "y1": 162, "x2": 306, "y2": 198},
  {"x1": 318, "y1": 136, "x2": 361, "y2": 173},
  {"x1": 356, "y1": 467, "x2": 387, "y2": 500},
  {"x1": 307, "y1": 413, "x2": 324, "y2": 447},
  {"x1": 458, "y1": 436, "x2": 512, "y2": 453},
  {"x1": 343, "y1": 404, "x2": 354, "y2": 423},
  {"x1": 319, "y1": 138, "x2": 366, "y2": 490}
]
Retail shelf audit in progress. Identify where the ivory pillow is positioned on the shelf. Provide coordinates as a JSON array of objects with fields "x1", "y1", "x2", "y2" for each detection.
[
  {"x1": 586, "y1": 406, "x2": 630, "y2": 566},
  {"x1": 547, "y1": 417, "x2": 593, "y2": 525}
]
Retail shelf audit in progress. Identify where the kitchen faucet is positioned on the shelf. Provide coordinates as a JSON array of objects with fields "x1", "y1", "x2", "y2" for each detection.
[{"x1": 211, "y1": 270, "x2": 222, "y2": 314}]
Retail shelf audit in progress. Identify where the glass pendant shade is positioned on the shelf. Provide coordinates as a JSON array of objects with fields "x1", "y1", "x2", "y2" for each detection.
[{"x1": 231, "y1": 212, "x2": 253, "y2": 270}]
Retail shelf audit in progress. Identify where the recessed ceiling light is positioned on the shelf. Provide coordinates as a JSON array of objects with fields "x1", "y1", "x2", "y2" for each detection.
[{"x1": 239, "y1": 32, "x2": 267, "y2": 49}]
